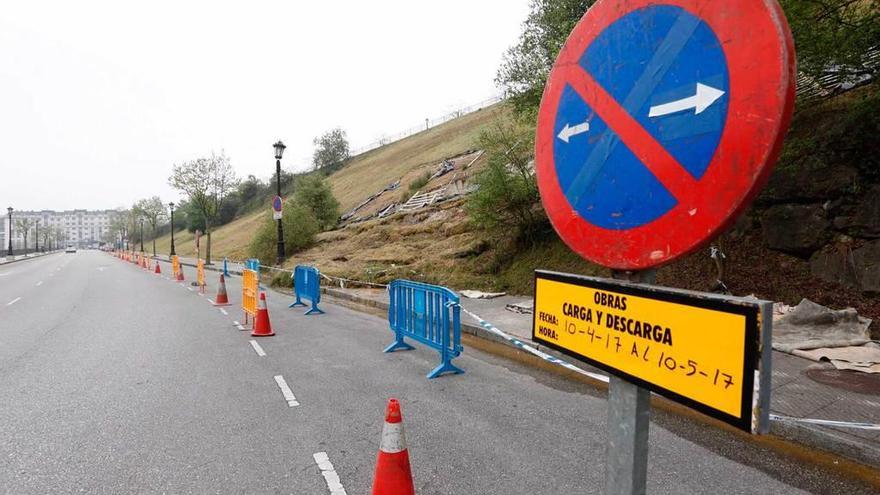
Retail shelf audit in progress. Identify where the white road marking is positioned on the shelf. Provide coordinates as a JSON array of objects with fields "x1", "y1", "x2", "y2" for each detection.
[
  {"x1": 207, "y1": 299, "x2": 215, "y2": 304},
  {"x1": 313, "y1": 452, "x2": 348, "y2": 495},
  {"x1": 35, "y1": 281, "x2": 43, "y2": 286},
  {"x1": 233, "y1": 320, "x2": 246, "y2": 331},
  {"x1": 273, "y1": 375, "x2": 299, "y2": 407},
  {"x1": 249, "y1": 340, "x2": 267, "y2": 357},
  {"x1": 219, "y1": 308, "x2": 228, "y2": 316},
  {"x1": 7, "y1": 297, "x2": 21, "y2": 306},
  {"x1": 186, "y1": 286, "x2": 193, "y2": 291}
]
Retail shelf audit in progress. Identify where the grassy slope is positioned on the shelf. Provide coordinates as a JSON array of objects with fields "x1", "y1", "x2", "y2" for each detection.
[{"x1": 151, "y1": 103, "x2": 509, "y2": 260}]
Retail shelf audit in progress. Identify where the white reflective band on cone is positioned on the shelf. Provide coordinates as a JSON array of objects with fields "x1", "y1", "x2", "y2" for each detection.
[{"x1": 380, "y1": 421, "x2": 407, "y2": 453}]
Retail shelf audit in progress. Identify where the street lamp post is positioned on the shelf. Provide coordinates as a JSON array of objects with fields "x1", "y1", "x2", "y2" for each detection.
[
  {"x1": 35, "y1": 219, "x2": 39, "y2": 253},
  {"x1": 6, "y1": 207, "x2": 12, "y2": 257},
  {"x1": 140, "y1": 218, "x2": 145, "y2": 253},
  {"x1": 273, "y1": 140, "x2": 286, "y2": 265},
  {"x1": 169, "y1": 202, "x2": 176, "y2": 256}
]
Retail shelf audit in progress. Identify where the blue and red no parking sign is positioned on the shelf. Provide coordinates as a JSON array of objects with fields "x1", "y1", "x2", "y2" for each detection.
[{"x1": 536, "y1": 0, "x2": 796, "y2": 270}]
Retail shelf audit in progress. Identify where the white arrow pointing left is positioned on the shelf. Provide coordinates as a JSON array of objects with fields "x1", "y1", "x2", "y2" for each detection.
[
  {"x1": 648, "y1": 83, "x2": 725, "y2": 118},
  {"x1": 557, "y1": 121, "x2": 591, "y2": 143}
]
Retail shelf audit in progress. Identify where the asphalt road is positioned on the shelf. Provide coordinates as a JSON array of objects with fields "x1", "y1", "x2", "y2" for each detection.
[{"x1": 0, "y1": 251, "x2": 875, "y2": 493}]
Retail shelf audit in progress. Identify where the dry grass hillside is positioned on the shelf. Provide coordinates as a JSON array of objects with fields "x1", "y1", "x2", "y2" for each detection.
[{"x1": 152, "y1": 103, "x2": 509, "y2": 262}]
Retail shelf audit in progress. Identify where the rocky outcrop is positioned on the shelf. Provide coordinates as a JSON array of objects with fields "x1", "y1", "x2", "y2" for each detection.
[
  {"x1": 810, "y1": 239, "x2": 880, "y2": 294},
  {"x1": 760, "y1": 160, "x2": 859, "y2": 204},
  {"x1": 762, "y1": 204, "x2": 831, "y2": 257}
]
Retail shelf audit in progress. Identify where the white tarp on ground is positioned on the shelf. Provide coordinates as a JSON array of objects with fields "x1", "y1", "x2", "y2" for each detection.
[
  {"x1": 460, "y1": 290, "x2": 506, "y2": 299},
  {"x1": 793, "y1": 342, "x2": 880, "y2": 374},
  {"x1": 772, "y1": 298, "x2": 873, "y2": 353}
]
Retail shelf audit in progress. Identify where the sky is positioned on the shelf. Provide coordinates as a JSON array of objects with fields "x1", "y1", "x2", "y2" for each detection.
[{"x1": 0, "y1": 0, "x2": 530, "y2": 211}]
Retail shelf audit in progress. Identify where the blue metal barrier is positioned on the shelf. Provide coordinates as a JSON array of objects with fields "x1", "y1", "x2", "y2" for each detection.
[
  {"x1": 386, "y1": 279, "x2": 464, "y2": 379},
  {"x1": 289, "y1": 265, "x2": 324, "y2": 315},
  {"x1": 223, "y1": 257, "x2": 230, "y2": 277}
]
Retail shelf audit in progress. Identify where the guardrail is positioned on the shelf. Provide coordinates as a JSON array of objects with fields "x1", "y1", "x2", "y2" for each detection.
[
  {"x1": 386, "y1": 279, "x2": 464, "y2": 379},
  {"x1": 289, "y1": 265, "x2": 324, "y2": 315},
  {"x1": 242, "y1": 258, "x2": 260, "y2": 325}
]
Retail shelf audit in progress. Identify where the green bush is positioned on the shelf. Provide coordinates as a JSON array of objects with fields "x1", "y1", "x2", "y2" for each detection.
[
  {"x1": 248, "y1": 203, "x2": 320, "y2": 263},
  {"x1": 408, "y1": 171, "x2": 433, "y2": 194},
  {"x1": 293, "y1": 175, "x2": 340, "y2": 231},
  {"x1": 465, "y1": 118, "x2": 546, "y2": 244}
]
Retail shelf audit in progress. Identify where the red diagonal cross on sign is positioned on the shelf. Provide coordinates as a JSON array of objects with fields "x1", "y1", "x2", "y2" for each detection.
[{"x1": 559, "y1": 64, "x2": 700, "y2": 206}]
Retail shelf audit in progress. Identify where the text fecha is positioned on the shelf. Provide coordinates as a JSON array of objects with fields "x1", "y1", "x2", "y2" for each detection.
[{"x1": 562, "y1": 301, "x2": 673, "y2": 346}]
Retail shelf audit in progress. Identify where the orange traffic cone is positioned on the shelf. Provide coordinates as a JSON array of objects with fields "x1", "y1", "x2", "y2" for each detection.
[
  {"x1": 251, "y1": 292, "x2": 274, "y2": 337},
  {"x1": 371, "y1": 398, "x2": 415, "y2": 495},
  {"x1": 177, "y1": 265, "x2": 185, "y2": 282},
  {"x1": 155, "y1": 261, "x2": 161, "y2": 274},
  {"x1": 213, "y1": 274, "x2": 231, "y2": 306}
]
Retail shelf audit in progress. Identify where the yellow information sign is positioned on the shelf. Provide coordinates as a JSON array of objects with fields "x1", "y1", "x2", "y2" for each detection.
[
  {"x1": 172, "y1": 255, "x2": 180, "y2": 279},
  {"x1": 533, "y1": 270, "x2": 770, "y2": 432}
]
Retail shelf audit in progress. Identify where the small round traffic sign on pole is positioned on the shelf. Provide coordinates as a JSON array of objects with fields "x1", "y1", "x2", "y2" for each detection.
[
  {"x1": 272, "y1": 195, "x2": 283, "y2": 221},
  {"x1": 536, "y1": 0, "x2": 796, "y2": 270}
]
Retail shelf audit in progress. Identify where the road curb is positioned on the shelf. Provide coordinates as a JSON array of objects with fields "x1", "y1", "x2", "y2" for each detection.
[{"x1": 317, "y1": 286, "x2": 880, "y2": 473}]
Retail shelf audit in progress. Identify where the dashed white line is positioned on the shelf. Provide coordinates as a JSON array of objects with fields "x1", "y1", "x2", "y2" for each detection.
[
  {"x1": 273, "y1": 375, "x2": 299, "y2": 407},
  {"x1": 197, "y1": 292, "x2": 204, "y2": 297},
  {"x1": 7, "y1": 297, "x2": 21, "y2": 306},
  {"x1": 313, "y1": 452, "x2": 348, "y2": 495},
  {"x1": 186, "y1": 286, "x2": 193, "y2": 291},
  {"x1": 35, "y1": 281, "x2": 43, "y2": 286},
  {"x1": 218, "y1": 308, "x2": 229, "y2": 316},
  {"x1": 249, "y1": 340, "x2": 267, "y2": 357},
  {"x1": 207, "y1": 299, "x2": 215, "y2": 304},
  {"x1": 233, "y1": 320, "x2": 246, "y2": 331}
]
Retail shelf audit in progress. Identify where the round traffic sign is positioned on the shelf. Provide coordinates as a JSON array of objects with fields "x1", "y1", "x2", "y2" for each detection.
[
  {"x1": 272, "y1": 195, "x2": 283, "y2": 212},
  {"x1": 536, "y1": 0, "x2": 796, "y2": 270}
]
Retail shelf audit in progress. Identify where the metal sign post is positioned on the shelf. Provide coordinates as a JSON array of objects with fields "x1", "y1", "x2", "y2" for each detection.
[{"x1": 606, "y1": 270, "x2": 654, "y2": 495}]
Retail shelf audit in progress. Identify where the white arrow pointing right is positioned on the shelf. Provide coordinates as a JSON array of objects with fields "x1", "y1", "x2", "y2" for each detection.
[{"x1": 648, "y1": 83, "x2": 725, "y2": 118}]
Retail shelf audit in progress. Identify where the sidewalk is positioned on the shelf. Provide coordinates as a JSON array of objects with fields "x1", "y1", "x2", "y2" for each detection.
[
  {"x1": 0, "y1": 251, "x2": 58, "y2": 265},
  {"x1": 321, "y1": 286, "x2": 880, "y2": 468}
]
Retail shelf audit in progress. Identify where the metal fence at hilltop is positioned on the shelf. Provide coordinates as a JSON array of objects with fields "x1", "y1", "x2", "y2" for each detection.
[{"x1": 349, "y1": 95, "x2": 504, "y2": 157}]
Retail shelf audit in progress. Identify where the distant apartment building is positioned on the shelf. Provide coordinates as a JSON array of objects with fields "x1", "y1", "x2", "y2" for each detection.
[{"x1": 3, "y1": 209, "x2": 117, "y2": 250}]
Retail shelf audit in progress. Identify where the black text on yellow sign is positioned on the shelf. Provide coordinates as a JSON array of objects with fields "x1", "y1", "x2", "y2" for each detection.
[{"x1": 532, "y1": 270, "x2": 767, "y2": 432}]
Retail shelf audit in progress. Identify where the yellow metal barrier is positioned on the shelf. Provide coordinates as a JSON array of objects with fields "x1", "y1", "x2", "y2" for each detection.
[
  {"x1": 172, "y1": 255, "x2": 180, "y2": 279},
  {"x1": 197, "y1": 259, "x2": 206, "y2": 293},
  {"x1": 242, "y1": 268, "x2": 258, "y2": 324}
]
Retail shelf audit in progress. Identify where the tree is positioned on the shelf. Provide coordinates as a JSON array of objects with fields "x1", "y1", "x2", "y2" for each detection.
[
  {"x1": 168, "y1": 151, "x2": 239, "y2": 264},
  {"x1": 14, "y1": 217, "x2": 33, "y2": 252},
  {"x1": 312, "y1": 128, "x2": 350, "y2": 170},
  {"x1": 248, "y1": 205, "x2": 320, "y2": 262},
  {"x1": 133, "y1": 196, "x2": 168, "y2": 256},
  {"x1": 108, "y1": 209, "x2": 129, "y2": 249},
  {"x1": 54, "y1": 227, "x2": 66, "y2": 250},
  {"x1": 238, "y1": 175, "x2": 267, "y2": 205},
  {"x1": 465, "y1": 118, "x2": 544, "y2": 244},
  {"x1": 293, "y1": 174, "x2": 340, "y2": 230},
  {"x1": 779, "y1": 0, "x2": 879, "y2": 83},
  {"x1": 41, "y1": 227, "x2": 54, "y2": 251},
  {"x1": 496, "y1": 0, "x2": 594, "y2": 117}
]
